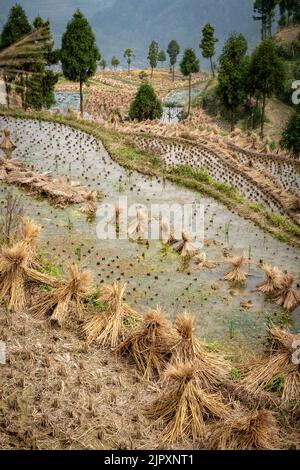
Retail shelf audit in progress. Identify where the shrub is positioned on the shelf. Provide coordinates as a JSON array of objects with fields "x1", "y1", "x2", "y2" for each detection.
[
  {"x1": 129, "y1": 81, "x2": 163, "y2": 121},
  {"x1": 281, "y1": 110, "x2": 300, "y2": 157}
]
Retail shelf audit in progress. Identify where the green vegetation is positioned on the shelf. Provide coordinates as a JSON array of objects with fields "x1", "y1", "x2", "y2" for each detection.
[
  {"x1": 282, "y1": 109, "x2": 300, "y2": 156},
  {"x1": 147, "y1": 40, "x2": 159, "y2": 77},
  {"x1": 158, "y1": 50, "x2": 167, "y2": 68},
  {"x1": 60, "y1": 9, "x2": 100, "y2": 116},
  {"x1": 129, "y1": 81, "x2": 163, "y2": 121},
  {"x1": 124, "y1": 48, "x2": 135, "y2": 73},
  {"x1": 180, "y1": 48, "x2": 200, "y2": 116},
  {"x1": 111, "y1": 56, "x2": 120, "y2": 70},
  {"x1": 99, "y1": 58, "x2": 107, "y2": 70},
  {"x1": 167, "y1": 40, "x2": 180, "y2": 81},
  {"x1": 199, "y1": 23, "x2": 218, "y2": 77}
]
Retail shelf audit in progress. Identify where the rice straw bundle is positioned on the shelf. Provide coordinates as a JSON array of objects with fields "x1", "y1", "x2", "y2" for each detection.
[
  {"x1": 173, "y1": 231, "x2": 199, "y2": 257},
  {"x1": 171, "y1": 313, "x2": 230, "y2": 390},
  {"x1": 144, "y1": 363, "x2": 230, "y2": 443},
  {"x1": 0, "y1": 242, "x2": 55, "y2": 310},
  {"x1": 160, "y1": 218, "x2": 176, "y2": 245},
  {"x1": 117, "y1": 307, "x2": 179, "y2": 380},
  {"x1": 240, "y1": 327, "x2": 300, "y2": 401},
  {"x1": 28, "y1": 264, "x2": 92, "y2": 326},
  {"x1": 274, "y1": 273, "x2": 300, "y2": 312},
  {"x1": 80, "y1": 191, "x2": 97, "y2": 217},
  {"x1": 256, "y1": 262, "x2": 284, "y2": 295},
  {"x1": 19, "y1": 218, "x2": 42, "y2": 266},
  {"x1": 223, "y1": 254, "x2": 248, "y2": 284},
  {"x1": 83, "y1": 282, "x2": 141, "y2": 348},
  {"x1": 127, "y1": 208, "x2": 148, "y2": 239},
  {"x1": 207, "y1": 409, "x2": 280, "y2": 450},
  {"x1": 192, "y1": 252, "x2": 218, "y2": 270},
  {"x1": 0, "y1": 128, "x2": 16, "y2": 151}
]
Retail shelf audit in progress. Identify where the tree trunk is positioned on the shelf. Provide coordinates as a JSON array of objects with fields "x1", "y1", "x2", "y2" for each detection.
[
  {"x1": 210, "y1": 56, "x2": 215, "y2": 77},
  {"x1": 230, "y1": 109, "x2": 235, "y2": 132},
  {"x1": 260, "y1": 93, "x2": 266, "y2": 139},
  {"x1": 172, "y1": 65, "x2": 175, "y2": 82},
  {"x1": 188, "y1": 74, "x2": 192, "y2": 116},
  {"x1": 151, "y1": 67, "x2": 153, "y2": 78},
  {"x1": 80, "y1": 80, "x2": 83, "y2": 117}
]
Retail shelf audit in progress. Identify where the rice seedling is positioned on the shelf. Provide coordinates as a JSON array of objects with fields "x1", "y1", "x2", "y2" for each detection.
[
  {"x1": 144, "y1": 363, "x2": 231, "y2": 443},
  {"x1": 256, "y1": 262, "x2": 284, "y2": 295},
  {"x1": 171, "y1": 313, "x2": 231, "y2": 391},
  {"x1": 173, "y1": 231, "x2": 199, "y2": 257},
  {"x1": 28, "y1": 264, "x2": 92, "y2": 326},
  {"x1": 274, "y1": 273, "x2": 300, "y2": 312},
  {"x1": 240, "y1": 327, "x2": 300, "y2": 401},
  {"x1": 207, "y1": 409, "x2": 280, "y2": 450},
  {"x1": 0, "y1": 242, "x2": 55, "y2": 311},
  {"x1": 117, "y1": 307, "x2": 179, "y2": 380},
  {"x1": 192, "y1": 252, "x2": 218, "y2": 270},
  {"x1": 223, "y1": 254, "x2": 248, "y2": 284},
  {"x1": 83, "y1": 282, "x2": 141, "y2": 348}
]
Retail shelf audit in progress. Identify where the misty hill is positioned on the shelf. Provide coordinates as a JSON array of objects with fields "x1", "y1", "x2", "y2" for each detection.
[{"x1": 0, "y1": 0, "x2": 262, "y2": 69}]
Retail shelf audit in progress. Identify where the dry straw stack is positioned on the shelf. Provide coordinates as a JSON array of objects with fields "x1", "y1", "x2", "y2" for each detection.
[
  {"x1": 223, "y1": 254, "x2": 248, "y2": 284},
  {"x1": 171, "y1": 313, "x2": 230, "y2": 391},
  {"x1": 274, "y1": 273, "x2": 300, "y2": 312},
  {"x1": 83, "y1": 281, "x2": 141, "y2": 348},
  {"x1": 192, "y1": 252, "x2": 218, "y2": 270},
  {"x1": 173, "y1": 231, "x2": 199, "y2": 257},
  {"x1": 256, "y1": 262, "x2": 284, "y2": 295},
  {"x1": 240, "y1": 327, "x2": 300, "y2": 402},
  {"x1": 117, "y1": 307, "x2": 179, "y2": 380},
  {"x1": 144, "y1": 363, "x2": 230, "y2": 443},
  {"x1": 207, "y1": 409, "x2": 280, "y2": 450},
  {"x1": 29, "y1": 264, "x2": 92, "y2": 326}
]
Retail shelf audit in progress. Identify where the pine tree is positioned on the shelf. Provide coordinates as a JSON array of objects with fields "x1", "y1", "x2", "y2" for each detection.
[
  {"x1": 199, "y1": 23, "x2": 218, "y2": 77},
  {"x1": 253, "y1": 0, "x2": 277, "y2": 40},
  {"x1": 148, "y1": 41, "x2": 159, "y2": 77},
  {"x1": 250, "y1": 39, "x2": 285, "y2": 137},
  {"x1": 217, "y1": 33, "x2": 249, "y2": 130},
  {"x1": 0, "y1": 4, "x2": 32, "y2": 108},
  {"x1": 180, "y1": 49, "x2": 200, "y2": 116},
  {"x1": 60, "y1": 9, "x2": 100, "y2": 116},
  {"x1": 167, "y1": 40, "x2": 180, "y2": 81},
  {"x1": 124, "y1": 48, "x2": 135, "y2": 73},
  {"x1": 158, "y1": 50, "x2": 167, "y2": 68},
  {"x1": 129, "y1": 81, "x2": 163, "y2": 121},
  {"x1": 111, "y1": 56, "x2": 120, "y2": 70},
  {"x1": 282, "y1": 110, "x2": 300, "y2": 157}
]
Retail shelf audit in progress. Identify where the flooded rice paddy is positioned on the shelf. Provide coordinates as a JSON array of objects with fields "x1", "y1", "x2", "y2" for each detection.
[{"x1": 1, "y1": 115, "x2": 299, "y2": 360}]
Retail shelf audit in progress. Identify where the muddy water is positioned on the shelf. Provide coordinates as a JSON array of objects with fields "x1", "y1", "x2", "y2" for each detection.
[{"x1": 0, "y1": 116, "x2": 299, "y2": 360}]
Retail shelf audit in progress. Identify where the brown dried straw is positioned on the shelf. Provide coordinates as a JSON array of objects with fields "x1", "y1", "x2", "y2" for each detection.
[
  {"x1": 274, "y1": 273, "x2": 300, "y2": 312},
  {"x1": 144, "y1": 363, "x2": 231, "y2": 443},
  {"x1": 256, "y1": 262, "x2": 284, "y2": 295},
  {"x1": 171, "y1": 313, "x2": 230, "y2": 390},
  {"x1": 223, "y1": 254, "x2": 248, "y2": 284},
  {"x1": 207, "y1": 409, "x2": 280, "y2": 450},
  {"x1": 239, "y1": 327, "x2": 300, "y2": 402},
  {"x1": 117, "y1": 307, "x2": 179, "y2": 380},
  {"x1": 83, "y1": 282, "x2": 141, "y2": 348},
  {"x1": 28, "y1": 264, "x2": 92, "y2": 326}
]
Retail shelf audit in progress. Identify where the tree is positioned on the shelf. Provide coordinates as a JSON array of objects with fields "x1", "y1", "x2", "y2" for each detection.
[
  {"x1": 199, "y1": 23, "x2": 218, "y2": 77},
  {"x1": 60, "y1": 9, "x2": 100, "y2": 116},
  {"x1": 129, "y1": 81, "x2": 163, "y2": 121},
  {"x1": 100, "y1": 58, "x2": 107, "y2": 70},
  {"x1": 0, "y1": 4, "x2": 32, "y2": 108},
  {"x1": 250, "y1": 39, "x2": 285, "y2": 137},
  {"x1": 167, "y1": 40, "x2": 180, "y2": 81},
  {"x1": 278, "y1": 0, "x2": 299, "y2": 25},
  {"x1": 124, "y1": 48, "x2": 134, "y2": 73},
  {"x1": 282, "y1": 110, "x2": 300, "y2": 157},
  {"x1": 158, "y1": 50, "x2": 167, "y2": 68},
  {"x1": 180, "y1": 48, "x2": 200, "y2": 116},
  {"x1": 24, "y1": 16, "x2": 59, "y2": 111},
  {"x1": 253, "y1": 1, "x2": 277, "y2": 40},
  {"x1": 217, "y1": 33, "x2": 249, "y2": 130},
  {"x1": 111, "y1": 56, "x2": 120, "y2": 70},
  {"x1": 148, "y1": 40, "x2": 159, "y2": 77}
]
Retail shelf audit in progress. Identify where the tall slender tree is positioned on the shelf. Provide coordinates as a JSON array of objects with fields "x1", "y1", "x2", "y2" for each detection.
[
  {"x1": 199, "y1": 23, "x2": 218, "y2": 77},
  {"x1": 253, "y1": 0, "x2": 277, "y2": 40},
  {"x1": 0, "y1": 4, "x2": 32, "y2": 108},
  {"x1": 111, "y1": 56, "x2": 120, "y2": 70},
  {"x1": 124, "y1": 48, "x2": 135, "y2": 73},
  {"x1": 167, "y1": 40, "x2": 180, "y2": 81},
  {"x1": 60, "y1": 9, "x2": 100, "y2": 116},
  {"x1": 100, "y1": 58, "x2": 107, "y2": 70},
  {"x1": 180, "y1": 48, "x2": 200, "y2": 116},
  {"x1": 217, "y1": 33, "x2": 249, "y2": 130},
  {"x1": 158, "y1": 50, "x2": 167, "y2": 68},
  {"x1": 148, "y1": 40, "x2": 159, "y2": 78},
  {"x1": 250, "y1": 39, "x2": 285, "y2": 137}
]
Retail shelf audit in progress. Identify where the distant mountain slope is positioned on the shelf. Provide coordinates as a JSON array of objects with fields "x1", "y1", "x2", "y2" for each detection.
[{"x1": 0, "y1": 0, "x2": 261, "y2": 68}]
